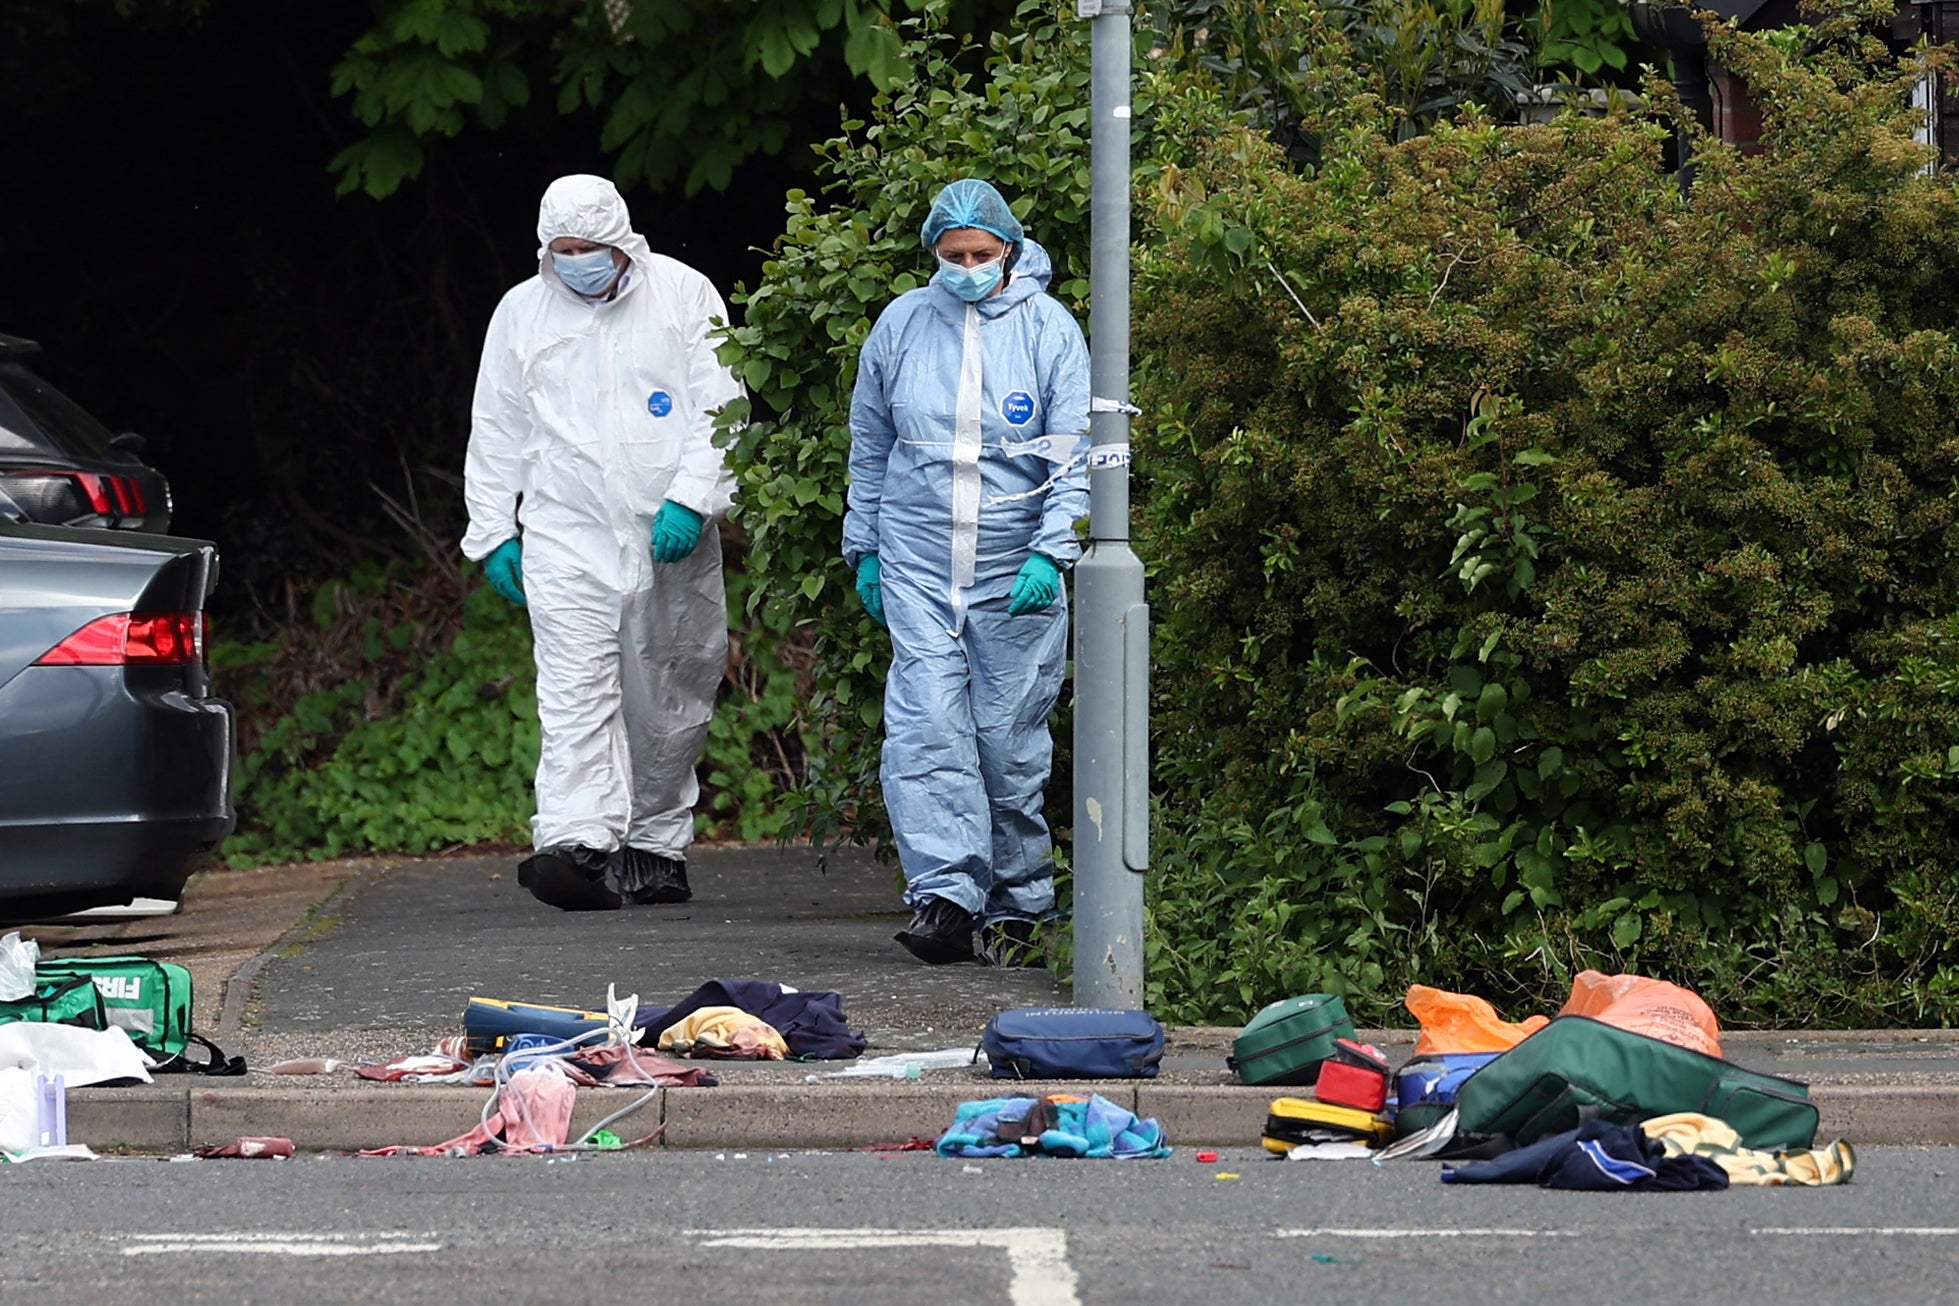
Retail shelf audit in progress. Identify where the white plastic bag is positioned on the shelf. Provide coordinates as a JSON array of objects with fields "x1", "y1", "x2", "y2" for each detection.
[
  {"x1": 0, "y1": 1068, "x2": 37, "y2": 1153},
  {"x1": 0, "y1": 932, "x2": 38, "y2": 1002}
]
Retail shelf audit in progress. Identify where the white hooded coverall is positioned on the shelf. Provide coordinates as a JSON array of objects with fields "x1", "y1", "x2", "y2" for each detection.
[{"x1": 461, "y1": 174, "x2": 738, "y2": 857}]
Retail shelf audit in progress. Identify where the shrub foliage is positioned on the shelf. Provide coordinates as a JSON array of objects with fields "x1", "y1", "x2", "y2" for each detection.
[{"x1": 1132, "y1": 4, "x2": 1959, "y2": 1024}]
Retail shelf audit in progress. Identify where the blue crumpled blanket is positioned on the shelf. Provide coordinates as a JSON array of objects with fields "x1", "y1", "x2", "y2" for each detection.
[{"x1": 935, "y1": 1093, "x2": 1173, "y2": 1159}]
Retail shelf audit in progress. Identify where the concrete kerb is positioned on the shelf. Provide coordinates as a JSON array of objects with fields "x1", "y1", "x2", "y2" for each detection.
[{"x1": 64, "y1": 1078, "x2": 1959, "y2": 1155}]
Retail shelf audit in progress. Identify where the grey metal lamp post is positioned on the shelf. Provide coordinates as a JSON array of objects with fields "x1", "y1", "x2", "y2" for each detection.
[{"x1": 1072, "y1": 0, "x2": 1149, "y2": 1009}]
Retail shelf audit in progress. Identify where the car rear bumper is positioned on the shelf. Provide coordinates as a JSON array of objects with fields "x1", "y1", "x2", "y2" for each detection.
[{"x1": 0, "y1": 666, "x2": 234, "y2": 901}]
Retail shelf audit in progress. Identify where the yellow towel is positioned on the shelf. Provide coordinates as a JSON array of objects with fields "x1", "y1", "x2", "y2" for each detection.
[
  {"x1": 656, "y1": 1006, "x2": 790, "y2": 1060},
  {"x1": 1641, "y1": 1112, "x2": 1855, "y2": 1186}
]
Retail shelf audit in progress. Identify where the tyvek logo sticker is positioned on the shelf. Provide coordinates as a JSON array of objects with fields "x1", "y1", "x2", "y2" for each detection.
[
  {"x1": 1000, "y1": 391, "x2": 1036, "y2": 426},
  {"x1": 647, "y1": 390, "x2": 673, "y2": 417}
]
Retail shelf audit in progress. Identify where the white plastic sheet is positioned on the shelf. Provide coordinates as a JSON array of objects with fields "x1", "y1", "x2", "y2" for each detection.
[
  {"x1": 0, "y1": 1021, "x2": 155, "y2": 1087},
  {"x1": 804, "y1": 1047, "x2": 978, "y2": 1082},
  {"x1": 0, "y1": 931, "x2": 37, "y2": 1001}
]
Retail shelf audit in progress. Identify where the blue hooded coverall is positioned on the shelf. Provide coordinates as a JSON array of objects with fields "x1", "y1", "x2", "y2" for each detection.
[{"x1": 843, "y1": 233, "x2": 1090, "y2": 924}]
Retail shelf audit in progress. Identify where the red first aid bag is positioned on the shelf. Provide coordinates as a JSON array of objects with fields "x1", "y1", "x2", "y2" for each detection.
[{"x1": 1314, "y1": 1037, "x2": 1391, "y2": 1113}]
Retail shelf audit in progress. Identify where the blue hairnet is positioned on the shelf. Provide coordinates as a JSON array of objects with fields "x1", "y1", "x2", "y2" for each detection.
[{"x1": 920, "y1": 179, "x2": 1025, "y2": 249}]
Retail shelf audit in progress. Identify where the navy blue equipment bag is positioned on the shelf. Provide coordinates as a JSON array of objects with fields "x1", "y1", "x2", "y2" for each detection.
[
  {"x1": 1393, "y1": 1051, "x2": 1501, "y2": 1137},
  {"x1": 980, "y1": 1007, "x2": 1166, "y2": 1079}
]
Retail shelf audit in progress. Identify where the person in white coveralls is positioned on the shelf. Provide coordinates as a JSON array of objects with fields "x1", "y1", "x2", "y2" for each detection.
[{"x1": 462, "y1": 173, "x2": 739, "y2": 912}]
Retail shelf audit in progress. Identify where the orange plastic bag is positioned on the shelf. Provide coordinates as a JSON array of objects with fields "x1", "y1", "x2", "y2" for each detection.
[
  {"x1": 1405, "y1": 985, "x2": 1550, "y2": 1055},
  {"x1": 1558, "y1": 970, "x2": 1722, "y2": 1058}
]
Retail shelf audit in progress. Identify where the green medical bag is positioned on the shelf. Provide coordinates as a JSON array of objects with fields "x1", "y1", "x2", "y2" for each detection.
[
  {"x1": 1453, "y1": 1014, "x2": 1819, "y2": 1153},
  {"x1": 0, "y1": 974, "x2": 110, "y2": 1033},
  {"x1": 31, "y1": 956, "x2": 242, "y2": 1074},
  {"x1": 34, "y1": 956, "x2": 193, "y2": 1060},
  {"x1": 1227, "y1": 994, "x2": 1357, "y2": 1087}
]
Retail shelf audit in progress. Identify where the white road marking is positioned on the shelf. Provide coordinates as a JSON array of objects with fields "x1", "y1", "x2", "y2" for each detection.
[
  {"x1": 1277, "y1": 1228, "x2": 1581, "y2": 1238},
  {"x1": 122, "y1": 1232, "x2": 440, "y2": 1257},
  {"x1": 1277, "y1": 1227, "x2": 1959, "y2": 1242},
  {"x1": 691, "y1": 1227, "x2": 1079, "y2": 1306},
  {"x1": 1751, "y1": 1227, "x2": 1959, "y2": 1237}
]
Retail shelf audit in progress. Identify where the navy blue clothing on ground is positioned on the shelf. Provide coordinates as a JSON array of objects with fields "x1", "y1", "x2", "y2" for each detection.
[
  {"x1": 1442, "y1": 1121, "x2": 1729, "y2": 1191},
  {"x1": 634, "y1": 979, "x2": 867, "y2": 1060}
]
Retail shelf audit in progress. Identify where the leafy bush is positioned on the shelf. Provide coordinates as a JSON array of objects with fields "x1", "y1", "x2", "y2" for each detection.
[
  {"x1": 703, "y1": 567, "x2": 816, "y2": 843},
  {"x1": 329, "y1": 0, "x2": 1019, "y2": 197},
  {"x1": 1132, "y1": 3, "x2": 1959, "y2": 1025},
  {"x1": 1150, "y1": 0, "x2": 1634, "y2": 173}
]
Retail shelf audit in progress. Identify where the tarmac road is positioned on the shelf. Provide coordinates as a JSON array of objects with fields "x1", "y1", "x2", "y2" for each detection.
[{"x1": 1, "y1": 1146, "x2": 1953, "y2": 1306}]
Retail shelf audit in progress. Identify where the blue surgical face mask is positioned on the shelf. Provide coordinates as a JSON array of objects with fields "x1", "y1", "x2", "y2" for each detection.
[
  {"x1": 553, "y1": 247, "x2": 620, "y2": 296},
  {"x1": 936, "y1": 252, "x2": 1006, "y2": 303}
]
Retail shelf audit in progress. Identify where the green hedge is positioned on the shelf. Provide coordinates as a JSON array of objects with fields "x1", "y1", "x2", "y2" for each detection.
[{"x1": 1131, "y1": 5, "x2": 1959, "y2": 1025}]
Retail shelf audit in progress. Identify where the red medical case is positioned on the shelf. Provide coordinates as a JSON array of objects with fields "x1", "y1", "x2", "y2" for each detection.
[{"x1": 1314, "y1": 1037, "x2": 1392, "y2": 1113}]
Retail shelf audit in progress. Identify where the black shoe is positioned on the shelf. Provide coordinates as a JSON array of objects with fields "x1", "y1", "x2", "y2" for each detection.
[
  {"x1": 619, "y1": 848, "x2": 691, "y2": 905},
  {"x1": 894, "y1": 896, "x2": 978, "y2": 965},
  {"x1": 517, "y1": 845, "x2": 621, "y2": 912},
  {"x1": 979, "y1": 918, "x2": 1046, "y2": 969}
]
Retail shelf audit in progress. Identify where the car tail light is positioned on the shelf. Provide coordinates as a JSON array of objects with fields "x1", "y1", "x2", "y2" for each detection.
[
  {"x1": 0, "y1": 471, "x2": 95, "y2": 522},
  {"x1": 34, "y1": 611, "x2": 207, "y2": 666},
  {"x1": 0, "y1": 470, "x2": 152, "y2": 525},
  {"x1": 71, "y1": 472, "x2": 113, "y2": 515}
]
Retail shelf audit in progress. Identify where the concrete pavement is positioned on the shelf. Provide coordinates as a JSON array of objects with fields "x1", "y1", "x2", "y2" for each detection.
[{"x1": 36, "y1": 846, "x2": 1959, "y2": 1153}]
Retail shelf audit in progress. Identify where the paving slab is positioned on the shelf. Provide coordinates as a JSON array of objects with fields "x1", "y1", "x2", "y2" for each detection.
[{"x1": 248, "y1": 846, "x2": 1063, "y2": 1053}]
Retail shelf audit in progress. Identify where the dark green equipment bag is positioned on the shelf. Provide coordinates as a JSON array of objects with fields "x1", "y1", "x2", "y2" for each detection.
[
  {"x1": 1453, "y1": 1015, "x2": 1818, "y2": 1153},
  {"x1": 0, "y1": 974, "x2": 110, "y2": 1032},
  {"x1": 33, "y1": 956, "x2": 243, "y2": 1076},
  {"x1": 1227, "y1": 994, "x2": 1357, "y2": 1087}
]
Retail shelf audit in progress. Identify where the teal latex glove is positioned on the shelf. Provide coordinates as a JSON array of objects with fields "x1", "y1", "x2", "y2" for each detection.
[
  {"x1": 483, "y1": 538, "x2": 526, "y2": 607},
  {"x1": 1007, "y1": 552, "x2": 1062, "y2": 616},
  {"x1": 651, "y1": 500, "x2": 705, "y2": 564},
  {"x1": 855, "y1": 553, "x2": 886, "y2": 628}
]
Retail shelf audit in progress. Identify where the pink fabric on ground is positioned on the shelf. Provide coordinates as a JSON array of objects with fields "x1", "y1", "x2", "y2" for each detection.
[
  {"x1": 495, "y1": 1065, "x2": 575, "y2": 1149},
  {"x1": 565, "y1": 1043, "x2": 715, "y2": 1087},
  {"x1": 358, "y1": 1065, "x2": 577, "y2": 1157}
]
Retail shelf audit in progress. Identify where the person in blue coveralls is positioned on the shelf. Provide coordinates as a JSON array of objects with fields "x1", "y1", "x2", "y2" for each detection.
[{"x1": 842, "y1": 178, "x2": 1091, "y2": 967}]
